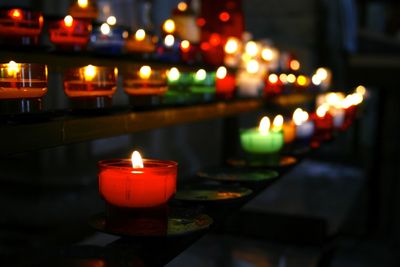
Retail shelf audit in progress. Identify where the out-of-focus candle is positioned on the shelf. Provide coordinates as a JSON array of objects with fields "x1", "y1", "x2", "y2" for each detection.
[
  {"x1": 125, "y1": 29, "x2": 156, "y2": 54},
  {"x1": 293, "y1": 108, "x2": 314, "y2": 139},
  {"x1": 240, "y1": 116, "x2": 284, "y2": 154},
  {"x1": 0, "y1": 8, "x2": 44, "y2": 45},
  {"x1": 69, "y1": 0, "x2": 98, "y2": 20},
  {"x1": 123, "y1": 66, "x2": 168, "y2": 106},
  {"x1": 90, "y1": 23, "x2": 125, "y2": 54},
  {"x1": 0, "y1": 61, "x2": 47, "y2": 99},
  {"x1": 190, "y1": 69, "x2": 216, "y2": 102},
  {"x1": 49, "y1": 15, "x2": 92, "y2": 51},
  {"x1": 98, "y1": 151, "x2": 178, "y2": 208},
  {"x1": 312, "y1": 104, "x2": 333, "y2": 142},
  {"x1": 215, "y1": 66, "x2": 236, "y2": 99},
  {"x1": 224, "y1": 37, "x2": 241, "y2": 67},
  {"x1": 64, "y1": 65, "x2": 117, "y2": 108}
]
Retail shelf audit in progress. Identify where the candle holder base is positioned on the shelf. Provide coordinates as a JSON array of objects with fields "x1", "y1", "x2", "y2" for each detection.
[
  {"x1": 197, "y1": 167, "x2": 279, "y2": 189},
  {"x1": 129, "y1": 95, "x2": 163, "y2": 108},
  {"x1": 89, "y1": 207, "x2": 213, "y2": 238},
  {"x1": 69, "y1": 96, "x2": 112, "y2": 110},
  {"x1": 0, "y1": 98, "x2": 42, "y2": 114},
  {"x1": 226, "y1": 155, "x2": 297, "y2": 174},
  {"x1": 175, "y1": 185, "x2": 252, "y2": 203}
]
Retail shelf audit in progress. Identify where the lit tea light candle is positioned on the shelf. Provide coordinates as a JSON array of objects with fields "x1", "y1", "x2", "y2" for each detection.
[
  {"x1": 180, "y1": 40, "x2": 197, "y2": 63},
  {"x1": 240, "y1": 116, "x2": 284, "y2": 154},
  {"x1": 293, "y1": 108, "x2": 314, "y2": 139},
  {"x1": 123, "y1": 66, "x2": 168, "y2": 107},
  {"x1": 0, "y1": 8, "x2": 43, "y2": 45},
  {"x1": 98, "y1": 151, "x2": 178, "y2": 208},
  {"x1": 49, "y1": 15, "x2": 92, "y2": 51},
  {"x1": 190, "y1": 69, "x2": 216, "y2": 102},
  {"x1": 90, "y1": 23, "x2": 125, "y2": 54},
  {"x1": 64, "y1": 65, "x2": 117, "y2": 108},
  {"x1": 125, "y1": 29, "x2": 156, "y2": 53},
  {"x1": 282, "y1": 114, "x2": 296, "y2": 144},
  {"x1": 215, "y1": 66, "x2": 236, "y2": 99},
  {"x1": 0, "y1": 61, "x2": 47, "y2": 99},
  {"x1": 69, "y1": 0, "x2": 98, "y2": 20},
  {"x1": 163, "y1": 19, "x2": 176, "y2": 34},
  {"x1": 312, "y1": 104, "x2": 333, "y2": 142},
  {"x1": 224, "y1": 37, "x2": 241, "y2": 67}
]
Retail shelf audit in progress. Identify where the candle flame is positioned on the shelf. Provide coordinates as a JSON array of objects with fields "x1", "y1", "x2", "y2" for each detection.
[
  {"x1": 163, "y1": 19, "x2": 175, "y2": 34},
  {"x1": 216, "y1": 66, "x2": 227, "y2": 79},
  {"x1": 272, "y1": 115, "x2": 284, "y2": 131},
  {"x1": 316, "y1": 104, "x2": 329, "y2": 118},
  {"x1": 168, "y1": 67, "x2": 180, "y2": 81},
  {"x1": 261, "y1": 48, "x2": 274, "y2": 61},
  {"x1": 224, "y1": 37, "x2": 239, "y2": 54},
  {"x1": 245, "y1": 41, "x2": 258, "y2": 57},
  {"x1": 315, "y1": 67, "x2": 328, "y2": 81},
  {"x1": 9, "y1": 9, "x2": 23, "y2": 20},
  {"x1": 77, "y1": 0, "x2": 89, "y2": 8},
  {"x1": 139, "y1": 65, "x2": 152, "y2": 80},
  {"x1": 181, "y1": 40, "x2": 190, "y2": 51},
  {"x1": 131, "y1": 151, "x2": 144, "y2": 168},
  {"x1": 356, "y1": 85, "x2": 366, "y2": 96},
  {"x1": 177, "y1": 2, "x2": 188, "y2": 12},
  {"x1": 293, "y1": 108, "x2": 308, "y2": 126},
  {"x1": 135, "y1": 29, "x2": 146, "y2": 41},
  {"x1": 84, "y1": 65, "x2": 96, "y2": 81},
  {"x1": 246, "y1": 60, "x2": 259, "y2": 74},
  {"x1": 100, "y1": 23, "x2": 111, "y2": 35},
  {"x1": 297, "y1": 75, "x2": 307, "y2": 86},
  {"x1": 287, "y1": 74, "x2": 296, "y2": 84},
  {"x1": 106, "y1": 16, "x2": 117, "y2": 26},
  {"x1": 7, "y1": 61, "x2": 20, "y2": 77},
  {"x1": 259, "y1": 116, "x2": 270, "y2": 135},
  {"x1": 195, "y1": 69, "x2": 207, "y2": 81},
  {"x1": 64, "y1": 15, "x2": 74, "y2": 27},
  {"x1": 290, "y1": 60, "x2": 300, "y2": 71},
  {"x1": 164, "y1": 35, "x2": 175, "y2": 47},
  {"x1": 268, "y1": 74, "x2": 278, "y2": 84}
]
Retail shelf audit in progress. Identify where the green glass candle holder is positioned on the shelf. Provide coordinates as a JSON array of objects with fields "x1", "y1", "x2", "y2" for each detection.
[
  {"x1": 189, "y1": 70, "x2": 216, "y2": 103},
  {"x1": 240, "y1": 128, "x2": 284, "y2": 154}
]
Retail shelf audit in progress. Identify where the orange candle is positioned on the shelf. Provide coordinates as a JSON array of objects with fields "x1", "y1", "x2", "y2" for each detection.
[
  {"x1": 98, "y1": 151, "x2": 178, "y2": 208},
  {"x1": 283, "y1": 121, "x2": 296, "y2": 144},
  {"x1": 64, "y1": 65, "x2": 117, "y2": 98},
  {"x1": 0, "y1": 61, "x2": 47, "y2": 99}
]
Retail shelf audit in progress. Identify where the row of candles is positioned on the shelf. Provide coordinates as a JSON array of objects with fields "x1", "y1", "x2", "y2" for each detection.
[
  {"x1": 97, "y1": 88, "x2": 366, "y2": 229},
  {"x1": 0, "y1": 59, "x2": 331, "y2": 112},
  {"x1": 0, "y1": 61, "x2": 238, "y2": 111}
]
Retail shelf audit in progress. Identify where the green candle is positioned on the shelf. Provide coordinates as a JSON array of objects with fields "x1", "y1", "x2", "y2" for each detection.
[
  {"x1": 240, "y1": 116, "x2": 284, "y2": 154},
  {"x1": 190, "y1": 69, "x2": 216, "y2": 94},
  {"x1": 165, "y1": 67, "x2": 192, "y2": 104}
]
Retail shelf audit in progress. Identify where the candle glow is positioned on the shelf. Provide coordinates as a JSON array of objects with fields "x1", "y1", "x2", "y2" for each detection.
[
  {"x1": 261, "y1": 48, "x2": 274, "y2": 61},
  {"x1": 100, "y1": 23, "x2": 111, "y2": 35},
  {"x1": 63, "y1": 15, "x2": 74, "y2": 27},
  {"x1": 84, "y1": 65, "x2": 96, "y2": 81},
  {"x1": 9, "y1": 9, "x2": 23, "y2": 20},
  {"x1": 246, "y1": 60, "x2": 259, "y2": 74},
  {"x1": 225, "y1": 37, "x2": 239, "y2": 54},
  {"x1": 139, "y1": 66, "x2": 152, "y2": 80},
  {"x1": 131, "y1": 151, "x2": 144, "y2": 168},
  {"x1": 272, "y1": 115, "x2": 284, "y2": 131},
  {"x1": 168, "y1": 67, "x2": 180, "y2": 81},
  {"x1": 216, "y1": 66, "x2": 227, "y2": 79},
  {"x1": 164, "y1": 34, "x2": 175, "y2": 47},
  {"x1": 259, "y1": 116, "x2": 270, "y2": 135},
  {"x1": 245, "y1": 41, "x2": 258, "y2": 57},
  {"x1": 163, "y1": 19, "x2": 176, "y2": 34},
  {"x1": 106, "y1": 16, "x2": 117, "y2": 26},
  {"x1": 135, "y1": 29, "x2": 146, "y2": 41},
  {"x1": 77, "y1": 0, "x2": 89, "y2": 8},
  {"x1": 7, "y1": 61, "x2": 20, "y2": 77},
  {"x1": 195, "y1": 69, "x2": 207, "y2": 81}
]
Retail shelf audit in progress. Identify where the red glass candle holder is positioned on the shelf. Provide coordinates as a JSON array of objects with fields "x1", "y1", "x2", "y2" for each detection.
[
  {"x1": 98, "y1": 159, "x2": 178, "y2": 209},
  {"x1": 49, "y1": 16, "x2": 92, "y2": 51},
  {"x1": 215, "y1": 67, "x2": 236, "y2": 100},
  {"x1": 123, "y1": 66, "x2": 168, "y2": 107},
  {"x1": 341, "y1": 105, "x2": 358, "y2": 131},
  {"x1": 69, "y1": 0, "x2": 98, "y2": 20},
  {"x1": 0, "y1": 62, "x2": 47, "y2": 113},
  {"x1": 311, "y1": 112, "x2": 334, "y2": 143},
  {"x1": 0, "y1": 8, "x2": 43, "y2": 46},
  {"x1": 64, "y1": 65, "x2": 117, "y2": 109}
]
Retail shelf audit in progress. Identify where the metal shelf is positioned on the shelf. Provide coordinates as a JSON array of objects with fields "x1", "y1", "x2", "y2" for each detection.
[{"x1": 0, "y1": 99, "x2": 263, "y2": 156}]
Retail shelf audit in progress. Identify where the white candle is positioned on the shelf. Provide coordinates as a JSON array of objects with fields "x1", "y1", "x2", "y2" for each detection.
[{"x1": 293, "y1": 108, "x2": 314, "y2": 139}]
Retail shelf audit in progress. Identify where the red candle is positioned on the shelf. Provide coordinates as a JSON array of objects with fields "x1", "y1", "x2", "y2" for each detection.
[
  {"x1": 311, "y1": 104, "x2": 334, "y2": 143},
  {"x1": 215, "y1": 66, "x2": 236, "y2": 99},
  {"x1": 180, "y1": 40, "x2": 198, "y2": 64},
  {"x1": 49, "y1": 15, "x2": 92, "y2": 50},
  {"x1": 98, "y1": 151, "x2": 178, "y2": 208}
]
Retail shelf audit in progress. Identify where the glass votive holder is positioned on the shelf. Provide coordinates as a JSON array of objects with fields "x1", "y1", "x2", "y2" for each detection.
[
  {"x1": 98, "y1": 158, "x2": 177, "y2": 235},
  {"x1": 69, "y1": 0, "x2": 98, "y2": 20},
  {"x1": 48, "y1": 15, "x2": 92, "y2": 51},
  {"x1": 89, "y1": 23, "x2": 125, "y2": 54},
  {"x1": 123, "y1": 66, "x2": 168, "y2": 107},
  {"x1": 0, "y1": 8, "x2": 43, "y2": 46},
  {"x1": 0, "y1": 62, "x2": 47, "y2": 114},
  {"x1": 124, "y1": 29, "x2": 156, "y2": 54},
  {"x1": 189, "y1": 69, "x2": 216, "y2": 103},
  {"x1": 64, "y1": 65, "x2": 117, "y2": 109},
  {"x1": 164, "y1": 68, "x2": 192, "y2": 105}
]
